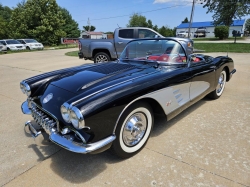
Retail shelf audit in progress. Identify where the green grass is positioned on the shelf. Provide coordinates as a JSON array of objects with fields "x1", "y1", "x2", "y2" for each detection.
[
  {"x1": 194, "y1": 43, "x2": 250, "y2": 53},
  {"x1": 65, "y1": 51, "x2": 79, "y2": 57},
  {"x1": 192, "y1": 37, "x2": 246, "y2": 41}
]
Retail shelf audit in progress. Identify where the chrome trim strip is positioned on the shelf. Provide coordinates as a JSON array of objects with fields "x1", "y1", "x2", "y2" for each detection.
[
  {"x1": 71, "y1": 72, "x2": 157, "y2": 106},
  {"x1": 21, "y1": 101, "x2": 31, "y2": 115},
  {"x1": 24, "y1": 120, "x2": 116, "y2": 153},
  {"x1": 49, "y1": 133, "x2": 116, "y2": 154}
]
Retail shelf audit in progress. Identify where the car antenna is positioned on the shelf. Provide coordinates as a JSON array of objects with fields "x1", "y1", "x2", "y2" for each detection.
[{"x1": 117, "y1": 24, "x2": 120, "y2": 28}]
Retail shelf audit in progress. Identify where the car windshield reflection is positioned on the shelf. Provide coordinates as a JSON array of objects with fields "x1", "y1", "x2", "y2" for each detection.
[{"x1": 120, "y1": 39, "x2": 187, "y2": 64}]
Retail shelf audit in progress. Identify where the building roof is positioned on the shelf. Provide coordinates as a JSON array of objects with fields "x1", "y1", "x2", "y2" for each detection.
[
  {"x1": 177, "y1": 19, "x2": 245, "y2": 29},
  {"x1": 81, "y1": 31, "x2": 103, "y2": 35}
]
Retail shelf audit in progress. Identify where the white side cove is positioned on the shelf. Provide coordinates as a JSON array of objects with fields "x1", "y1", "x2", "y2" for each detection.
[
  {"x1": 114, "y1": 81, "x2": 211, "y2": 132},
  {"x1": 128, "y1": 81, "x2": 210, "y2": 116},
  {"x1": 189, "y1": 81, "x2": 210, "y2": 101},
  {"x1": 143, "y1": 83, "x2": 190, "y2": 115}
]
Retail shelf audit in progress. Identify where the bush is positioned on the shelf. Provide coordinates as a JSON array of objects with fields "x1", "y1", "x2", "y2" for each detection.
[{"x1": 214, "y1": 26, "x2": 229, "y2": 40}]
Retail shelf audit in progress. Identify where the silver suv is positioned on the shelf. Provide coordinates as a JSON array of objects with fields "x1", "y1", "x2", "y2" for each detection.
[
  {"x1": 17, "y1": 39, "x2": 44, "y2": 50},
  {"x1": 0, "y1": 39, "x2": 25, "y2": 51},
  {"x1": 0, "y1": 43, "x2": 7, "y2": 53}
]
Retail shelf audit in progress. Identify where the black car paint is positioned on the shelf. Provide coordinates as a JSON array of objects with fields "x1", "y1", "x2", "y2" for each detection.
[{"x1": 23, "y1": 52, "x2": 234, "y2": 144}]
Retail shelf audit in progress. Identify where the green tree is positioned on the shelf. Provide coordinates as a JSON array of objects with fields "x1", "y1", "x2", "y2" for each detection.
[
  {"x1": 0, "y1": 4, "x2": 12, "y2": 38},
  {"x1": 245, "y1": 18, "x2": 250, "y2": 33},
  {"x1": 203, "y1": 0, "x2": 250, "y2": 26},
  {"x1": 158, "y1": 26, "x2": 174, "y2": 37},
  {"x1": 172, "y1": 27, "x2": 177, "y2": 37},
  {"x1": 83, "y1": 25, "x2": 96, "y2": 31},
  {"x1": 147, "y1": 19, "x2": 153, "y2": 29},
  {"x1": 182, "y1": 17, "x2": 189, "y2": 23},
  {"x1": 60, "y1": 7, "x2": 80, "y2": 38},
  {"x1": 152, "y1": 25, "x2": 158, "y2": 32},
  {"x1": 8, "y1": 0, "x2": 66, "y2": 45},
  {"x1": 214, "y1": 25, "x2": 229, "y2": 39},
  {"x1": 127, "y1": 13, "x2": 148, "y2": 27},
  {"x1": 0, "y1": 4, "x2": 12, "y2": 21}
]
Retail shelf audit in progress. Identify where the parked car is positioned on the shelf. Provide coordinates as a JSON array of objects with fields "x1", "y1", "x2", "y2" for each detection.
[
  {"x1": 17, "y1": 39, "x2": 44, "y2": 50},
  {"x1": 78, "y1": 27, "x2": 193, "y2": 63},
  {"x1": 177, "y1": 31, "x2": 190, "y2": 38},
  {"x1": 0, "y1": 39, "x2": 25, "y2": 51},
  {"x1": 194, "y1": 27, "x2": 207, "y2": 38},
  {"x1": 0, "y1": 43, "x2": 7, "y2": 53},
  {"x1": 78, "y1": 27, "x2": 163, "y2": 63},
  {"x1": 21, "y1": 38, "x2": 236, "y2": 158}
]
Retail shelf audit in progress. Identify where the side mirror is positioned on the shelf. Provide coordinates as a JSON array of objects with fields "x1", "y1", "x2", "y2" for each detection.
[{"x1": 154, "y1": 35, "x2": 160, "y2": 38}]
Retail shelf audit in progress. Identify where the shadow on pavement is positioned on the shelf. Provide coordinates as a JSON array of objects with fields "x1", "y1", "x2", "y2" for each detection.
[{"x1": 24, "y1": 97, "x2": 211, "y2": 184}]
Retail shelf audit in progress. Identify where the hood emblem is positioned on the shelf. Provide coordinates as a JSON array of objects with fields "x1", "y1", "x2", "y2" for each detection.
[{"x1": 43, "y1": 93, "x2": 53, "y2": 104}]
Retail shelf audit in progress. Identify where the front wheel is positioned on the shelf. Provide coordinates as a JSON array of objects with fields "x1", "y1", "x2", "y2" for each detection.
[
  {"x1": 208, "y1": 69, "x2": 227, "y2": 99},
  {"x1": 111, "y1": 102, "x2": 153, "y2": 158},
  {"x1": 94, "y1": 52, "x2": 110, "y2": 63}
]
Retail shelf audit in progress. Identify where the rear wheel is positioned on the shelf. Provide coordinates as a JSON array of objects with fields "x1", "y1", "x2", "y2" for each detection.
[
  {"x1": 208, "y1": 69, "x2": 227, "y2": 99},
  {"x1": 94, "y1": 52, "x2": 110, "y2": 63},
  {"x1": 111, "y1": 102, "x2": 153, "y2": 158}
]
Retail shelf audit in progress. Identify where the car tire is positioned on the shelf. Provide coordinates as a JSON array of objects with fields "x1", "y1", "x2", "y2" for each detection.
[
  {"x1": 7, "y1": 48, "x2": 10, "y2": 51},
  {"x1": 111, "y1": 102, "x2": 154, "y2": 158},
  {"x1": 26, "y1": 46, "x2": 30, "y2": 50},
  {"x1": 208, "y1": 69, "x2": 227, "y2": 99},
  {"x1": 94, "y1": 52, "x2": 110, "y2": 63}
]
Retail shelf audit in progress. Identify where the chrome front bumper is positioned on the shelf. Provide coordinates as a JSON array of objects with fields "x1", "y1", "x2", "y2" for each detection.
[{"x1": 22, "y1": 101, "x2": 116, "y2": 154}]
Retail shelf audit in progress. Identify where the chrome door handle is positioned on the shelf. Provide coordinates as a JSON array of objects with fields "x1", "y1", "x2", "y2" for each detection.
[{"x1": 118, "y1": 42, "x2": 123, "y2": 44}]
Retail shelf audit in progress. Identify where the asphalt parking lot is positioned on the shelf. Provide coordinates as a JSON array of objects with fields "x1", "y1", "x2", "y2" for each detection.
[{"x1": 0, "y1": 49, "x2": 249, "y2": 187}]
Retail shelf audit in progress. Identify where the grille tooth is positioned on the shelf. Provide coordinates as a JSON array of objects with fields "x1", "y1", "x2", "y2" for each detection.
[{"x1": 30, "y1": 103, "x2": 58, "y2": 131}]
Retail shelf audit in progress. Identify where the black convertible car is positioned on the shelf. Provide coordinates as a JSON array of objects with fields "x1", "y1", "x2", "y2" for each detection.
[{"x1": 21, "y1": 38, "x2": 236, "y2": 158}]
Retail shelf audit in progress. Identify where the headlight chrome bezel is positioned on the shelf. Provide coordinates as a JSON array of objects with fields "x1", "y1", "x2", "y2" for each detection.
[
  {"x1": 60, "y1": 103, "x2": 85, "y2": 129},
  {"x1": 60, "y1": 103, "x2": 71, "y2": 123},
  {"x1": 20, "y1": 81, "x2": 31, "y2": 96}
]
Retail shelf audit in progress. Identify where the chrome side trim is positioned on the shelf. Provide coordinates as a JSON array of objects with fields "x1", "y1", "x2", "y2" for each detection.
[
  {"x1": 21, "y1": 101, "x2": 31, "y2": 115},
  {"x1": 49, "y1": 133, "x2": 116, "y2": 154}
]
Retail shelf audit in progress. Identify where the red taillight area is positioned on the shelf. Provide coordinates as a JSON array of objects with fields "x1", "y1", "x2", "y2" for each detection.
[{"x1": 78, "y1": 42, "x2": 82, "y2": 50}]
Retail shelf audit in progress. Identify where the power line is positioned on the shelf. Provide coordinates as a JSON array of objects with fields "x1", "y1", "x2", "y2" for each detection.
[{"x1": 77, "y1": 2, "x2": 192, "y2": 23}]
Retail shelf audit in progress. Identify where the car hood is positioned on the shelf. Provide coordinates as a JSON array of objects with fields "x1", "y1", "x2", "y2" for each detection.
[{"x1": 50, "y1": 62, "x2": 172, "y2": 94}]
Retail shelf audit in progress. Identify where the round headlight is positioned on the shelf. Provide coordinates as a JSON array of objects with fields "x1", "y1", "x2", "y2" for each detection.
[
  {"x1": 20, "y1": 81, "x2": 31, "y2": 96},
  {"x1": 69, "y1": 106, "x2": 85, "y2": 129},
  {"x1": 60, "y1": 103, "x2": 71, "y2": 123}
]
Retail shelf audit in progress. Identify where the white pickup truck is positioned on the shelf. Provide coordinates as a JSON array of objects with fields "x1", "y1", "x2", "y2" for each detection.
[{"x1": 78, "y1": 27, "x2": 194, "y2": 63}]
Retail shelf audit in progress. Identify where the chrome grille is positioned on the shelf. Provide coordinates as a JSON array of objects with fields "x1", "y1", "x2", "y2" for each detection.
[{"x1": 30, "y1": 102, "x2": 59, "y2": 134}]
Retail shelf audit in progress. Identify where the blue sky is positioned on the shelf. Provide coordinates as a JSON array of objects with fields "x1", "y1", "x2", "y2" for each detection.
[{"x1": 0, "y1": 0, "x2": 248, "y2": 32}]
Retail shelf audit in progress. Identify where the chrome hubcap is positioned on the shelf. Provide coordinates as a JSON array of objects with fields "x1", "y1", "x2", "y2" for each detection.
[
  {"x1": 122, "y1": 112, "x2": 147, "y2": 146},
  {"x1": 216, "y1": 73, "x2": 225, "y2": 94},
  {"x1": 96, "y1": 55, "x2": 108, "y2": 63}
]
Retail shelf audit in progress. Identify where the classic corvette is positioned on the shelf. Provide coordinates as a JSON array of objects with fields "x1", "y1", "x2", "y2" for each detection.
[{"x1": 21, "y1": 38, "x2": 236, "y2": 158}]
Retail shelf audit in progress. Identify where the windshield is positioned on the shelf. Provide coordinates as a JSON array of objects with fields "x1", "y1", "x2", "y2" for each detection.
[
  {"x1": 24, "y1": 39, "x2": 38, "y2": 43},
  {"x1": 120, "y1": 39, "x2": 187, "y2": 63},
  {"x1": 6, "y1": 40, "x2": 21, "y2": 44}
]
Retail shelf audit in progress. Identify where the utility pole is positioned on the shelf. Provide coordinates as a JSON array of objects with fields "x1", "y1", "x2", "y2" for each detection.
[
  {"x1": 188, "y1": 0, "x2": 195, "y2": 39},
  {"x1": 87, "y1": 17, "x2": 91, "y2": 32}
]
